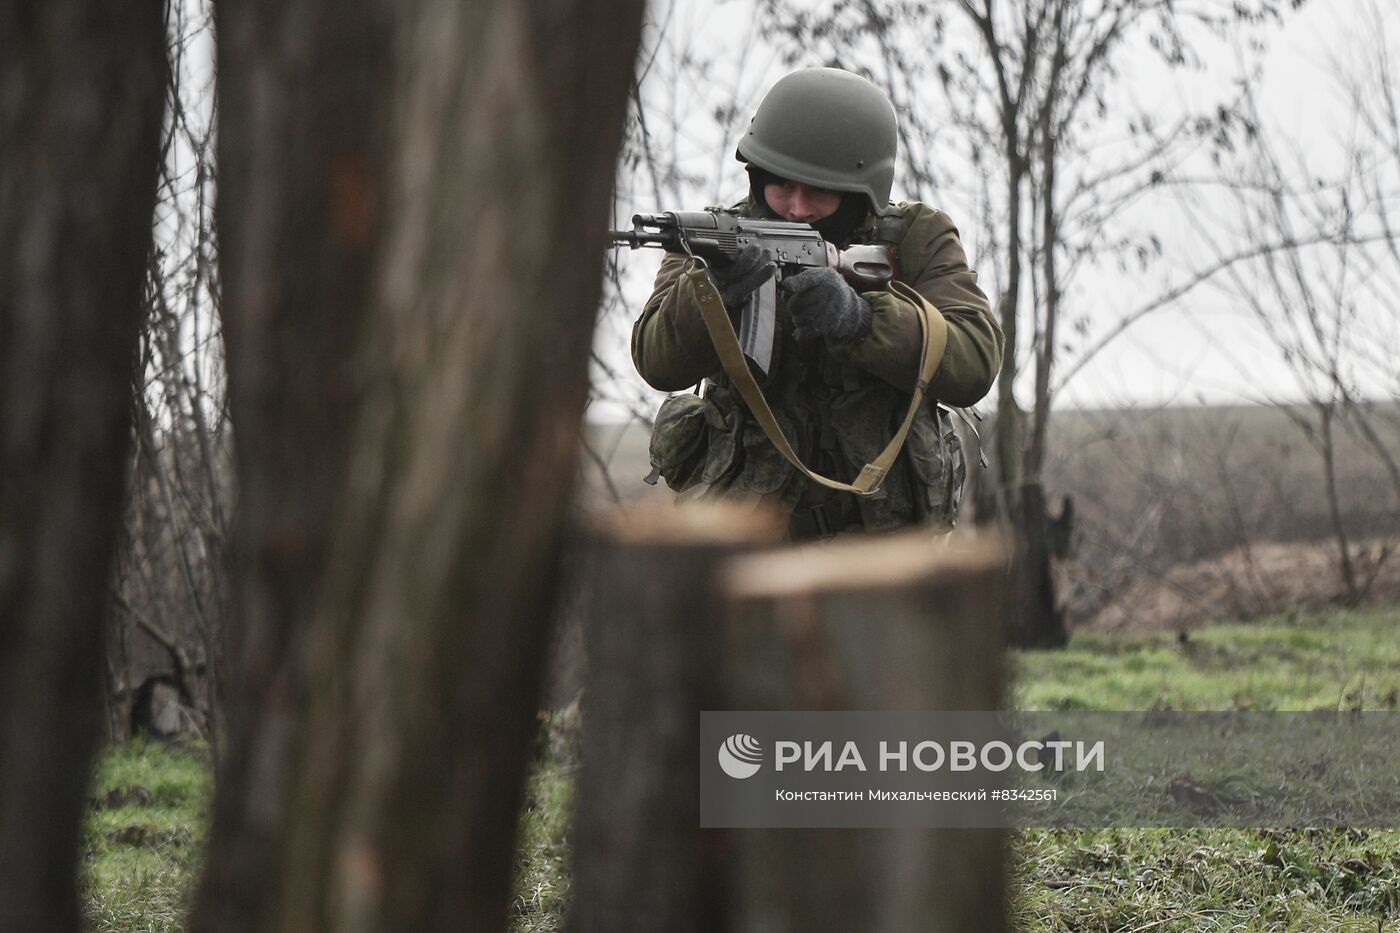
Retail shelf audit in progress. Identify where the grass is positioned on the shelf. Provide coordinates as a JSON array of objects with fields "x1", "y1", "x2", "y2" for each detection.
[
  {"x1": 512, "y1": 715, "x2": 579, "y2": 932},
  {"x1": 83, "y1": 738, "x2": 209, "y2": 933},
  {"x1": 83, "y1": 605, "x2": 1400, "y2": 930},
  {"x1": 1015, "y1": 826, "x2": 1400, "y2": 931},
  {"x1": 1013, "y1": 605, "x2": 1400, "y2": 712},
  {"x1": 1006, "y1": 605, "x2": 1400, "y2": 931}
]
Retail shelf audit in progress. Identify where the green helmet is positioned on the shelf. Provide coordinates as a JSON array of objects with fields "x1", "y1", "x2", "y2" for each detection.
[{"x1": 736, "y1": 68, "x2": 899, "y2": 216}]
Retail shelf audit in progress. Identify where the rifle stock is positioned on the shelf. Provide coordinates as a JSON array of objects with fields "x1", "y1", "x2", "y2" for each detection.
[{"x1": 828, "y1": 243, "x2": 898, "y2": 291}]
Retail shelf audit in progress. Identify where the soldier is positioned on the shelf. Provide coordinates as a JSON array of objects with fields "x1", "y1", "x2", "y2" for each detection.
[{"x1": 632, "y1": 67, "x2": 1003, "y2": 539}]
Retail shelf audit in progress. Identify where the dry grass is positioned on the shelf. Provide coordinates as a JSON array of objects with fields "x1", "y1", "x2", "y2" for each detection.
[
  {"x1": 1085, "y1": 537, "x2": 1400, "y2": 633},
  {"x1": 1042, "y1": 403, "x2": 1400, "y2": 630}
]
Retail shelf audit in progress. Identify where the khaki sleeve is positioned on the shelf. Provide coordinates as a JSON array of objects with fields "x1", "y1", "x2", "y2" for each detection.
[
  {"x1": 630, "y1": 252, "x2": 724, "y2": 392},
  {"x1": 828, "y1": 206, "x2": 1004, "y2": 407}
]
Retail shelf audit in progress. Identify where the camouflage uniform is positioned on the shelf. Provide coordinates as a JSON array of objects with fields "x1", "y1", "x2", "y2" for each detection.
[{"x1": 633, "y1": 197, "x2": 1002, "y2": 537}]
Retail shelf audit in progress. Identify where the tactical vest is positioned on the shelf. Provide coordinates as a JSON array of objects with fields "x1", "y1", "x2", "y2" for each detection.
[{"x1": 645, "y1": 201, "x2": 966, "y2": 534}]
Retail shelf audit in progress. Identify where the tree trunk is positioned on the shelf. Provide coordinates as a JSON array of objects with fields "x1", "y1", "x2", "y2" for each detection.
[
  {"x1": 0, "y1": 2, "x2": 166, "y2": 929},
  {"x1": 189, "y1": 1, "x2": 395, "y2": 926},
  {"x1": 1005, "y1": 482, "x2": 1068, "y2": 648},
  {"x1": 993, "y1": 152, "x2": 1024, "y2": 500},
  {"x1": 192, "y1": 1, "x2": 645, "y2": 930},
  {"x1": 570, "y1": 504, "x2": 785, "y2": 933},
  {"x1": 722, "y1": 534, "x2": 1010, "y2": 933},
  {"x1": 999, "y1": 106, "x2": 1071, "y2": 648},
  {"x1": 1318, "y1": 405, "x2": 1359, "y2": 604},
  {"x1": 1026, "y1": 121, "x2": 1059, "y2": 479}
]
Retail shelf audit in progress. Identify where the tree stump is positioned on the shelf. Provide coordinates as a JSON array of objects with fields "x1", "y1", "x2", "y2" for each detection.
[
  {"x1": 720, "y1": 532, "x2": 1009, "y2": 933},
  {"x1": 570, "y1": 502, "x2": 785, "y2": 933}
]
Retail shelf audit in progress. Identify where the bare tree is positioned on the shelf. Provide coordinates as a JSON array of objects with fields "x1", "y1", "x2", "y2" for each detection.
[
  {"x1": 1198, "y1": 6, "x2": 1400, "y2": 605},
  {"x1": 754, "y1": 0, "x2": 1309, "y2": 643},
  {"x1": 0, "y1": 1, "x2": 167, "y2": 929},
  {"x1": 109, "y1": 0, "x2": 229, "y2": 748},
  {"x1": 583, "y1": 3, "x2": 776, "y2": 500},
  {"x1": 191, "y1": 1, "x2": 644, "y2": 930}
]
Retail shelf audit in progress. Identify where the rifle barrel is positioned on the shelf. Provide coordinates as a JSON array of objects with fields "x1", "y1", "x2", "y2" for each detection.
[{"x1": 608, "y1": 229, "x2": 671, "y2": 248}]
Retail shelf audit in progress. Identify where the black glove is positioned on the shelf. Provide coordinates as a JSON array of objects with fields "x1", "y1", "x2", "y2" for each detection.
[
  {"x1": 709, "y1": 244, "x2": 775, "y2": 308},
  {"x1": 780, "y1": 266, "x2": 873, "y2": 343}
]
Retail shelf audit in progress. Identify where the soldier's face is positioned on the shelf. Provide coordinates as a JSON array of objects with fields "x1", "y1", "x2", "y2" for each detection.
[{"x1": 764, "y1": 179, "x2": 842, "y2": 224}]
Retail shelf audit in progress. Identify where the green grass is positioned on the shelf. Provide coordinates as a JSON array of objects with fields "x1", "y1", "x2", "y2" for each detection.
[
  {"x1": 512, "y1": 713, "x2": 579, "y2": 932},
  {"x1": 83, "y1": 737, "x2": 209, "y2": 933},
  {"x1": 84, "y1": 606, "x2": 1400, "y2": 931},
  {"x1": 1013, "y1": 605, "x2": 1400, "y2": 712},
  {"x1": 1015, "y1": 827, "x2": 1400, "y2": 931},
  {"x1": 1011, "y1": 606, "x2": 1400, "y2": 932}
]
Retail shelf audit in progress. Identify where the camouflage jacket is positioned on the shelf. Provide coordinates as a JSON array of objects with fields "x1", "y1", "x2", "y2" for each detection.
[{"x1": 631, "y1": 200, "x2": 1002, "y2": 532}]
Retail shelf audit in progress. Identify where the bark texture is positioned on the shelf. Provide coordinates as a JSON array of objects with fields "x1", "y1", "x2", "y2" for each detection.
[
  {"x1": 570, "y1": 505, "x2": 784, "y2": 933},
  {"x1": 0, "y1": 3, "x2": 166, "y2": 930},
  {"x1": 723, "y1": 534, "x2": 1010, "y2": 933},
  {"x1": 571, "y1": 528, "x2": 1011, "y2": 932},
  {"x1": 193, "y1": 1, "x2": 645, "y2": 930},
  {"x1": 190, "y1": 1, "x2": 394, "y2": 927}
]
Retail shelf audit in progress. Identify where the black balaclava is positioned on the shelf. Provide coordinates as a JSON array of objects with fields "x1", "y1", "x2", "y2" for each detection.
[{"x1": 748, "y1": 167, "x2": 871, "y2": 246}]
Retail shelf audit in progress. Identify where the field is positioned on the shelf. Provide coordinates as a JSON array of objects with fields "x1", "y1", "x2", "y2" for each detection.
[
  {"x1": 86, "y1": 604, "x2": 1400, "y2": 931},
  {"x1": 1043, "y1": 404, "x2": 1400, "y2": 631},
  {"x1": 584, "y1": 402, "x2": 1400, "y2": 629}
]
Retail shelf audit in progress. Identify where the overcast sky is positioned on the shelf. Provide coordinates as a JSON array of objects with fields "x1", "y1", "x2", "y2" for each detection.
[{"x1": 1067, "y1": 0, "x2": 1398, "y2": 409}]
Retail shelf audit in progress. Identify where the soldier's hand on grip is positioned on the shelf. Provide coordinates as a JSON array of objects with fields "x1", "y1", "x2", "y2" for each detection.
[
  {"x1": 709, "y1": 244, "x2": 775, "y2": 308},
  {"x1": 781, "y1": 266, "x2": 873, "y2": 343}
]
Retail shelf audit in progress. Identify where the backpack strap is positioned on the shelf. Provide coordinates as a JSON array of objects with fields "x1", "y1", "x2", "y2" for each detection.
[{"x1": 682, "y1": 259, "x2": 946, "y2": 497}]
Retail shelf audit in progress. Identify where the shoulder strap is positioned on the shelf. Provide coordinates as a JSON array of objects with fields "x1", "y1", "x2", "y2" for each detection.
[
  {"x1": 874, "y1": 209, "x2": 913, "y2": 248},
  {"x1": 683, "y1": 259, "x2": 946, "y2": 497}
]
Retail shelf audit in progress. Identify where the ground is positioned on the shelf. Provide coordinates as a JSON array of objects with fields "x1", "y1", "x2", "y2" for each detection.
[
  {"x1": 85, "y1": 605, "x2": 1400, "y2": 931},
  {"x1": 84, "y1": 739, "x2": 206, "y2": 933}
]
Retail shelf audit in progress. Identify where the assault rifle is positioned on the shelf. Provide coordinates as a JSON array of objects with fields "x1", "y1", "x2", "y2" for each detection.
[{"x1": 609, "y1": 210, "x2": 898, "y2": 374}]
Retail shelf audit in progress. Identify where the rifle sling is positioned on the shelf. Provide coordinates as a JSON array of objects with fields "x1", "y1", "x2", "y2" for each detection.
[{"x1": 683, "y1": 260, "x2": 946, "y2": 497}]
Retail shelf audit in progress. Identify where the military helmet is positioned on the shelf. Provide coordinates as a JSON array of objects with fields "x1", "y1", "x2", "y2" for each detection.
[{"x1": 736, "y1": 68, "x2": 899, "y2": 216}]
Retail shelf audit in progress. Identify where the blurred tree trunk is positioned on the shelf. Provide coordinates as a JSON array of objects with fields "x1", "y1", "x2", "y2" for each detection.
[
  {"x1": 191, "y1": 1, "x2": 644, "y2": 931},
  {"x1": 189, "y1": 1, "x2": 393, "y2": 925},
  {"x1": 0, "y1": 2, "x2": 166, "y2": 930}
]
